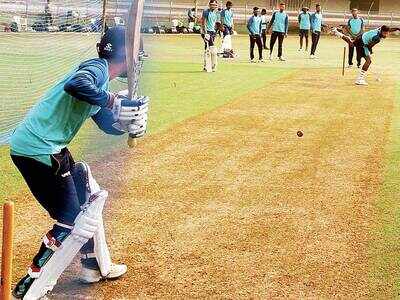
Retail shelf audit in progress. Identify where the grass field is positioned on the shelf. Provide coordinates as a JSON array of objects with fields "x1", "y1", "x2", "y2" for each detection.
[{"x1": 0, "y1": 32, "x2": 400, "y2": 298}]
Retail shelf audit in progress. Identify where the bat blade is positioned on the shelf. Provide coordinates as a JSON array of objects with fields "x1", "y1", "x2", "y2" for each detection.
[
  {"x1": 126, "y1": 0, "x2": 145, "y2": 147},
  {"x1": 126, "y1": 0, "x2": 144, "y2": 98}
]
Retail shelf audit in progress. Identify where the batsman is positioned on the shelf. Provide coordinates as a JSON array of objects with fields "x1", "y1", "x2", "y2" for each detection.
[
  {"x1": 201, "y1": 0, "x2": 221, "y2": 72},
  {"x1": 9, "y1": 25, "x2": 149, "y2": 299}
]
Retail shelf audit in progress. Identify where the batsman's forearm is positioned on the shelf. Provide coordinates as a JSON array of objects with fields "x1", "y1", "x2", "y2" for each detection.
[
  {"x1": 64, "y1": 75, "x2": 111, "y2": 107},
  {"x1": 92, "y1": 108, "x2": 125, "y2": 136}
]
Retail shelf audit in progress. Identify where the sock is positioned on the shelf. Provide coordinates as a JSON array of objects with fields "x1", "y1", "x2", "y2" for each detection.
[
  {"x1": 360, "y1": 70, "x2": 367, "y2": 78},
  {"x1": 357, "y1": 70, "x2": 367, "y2": 82}
]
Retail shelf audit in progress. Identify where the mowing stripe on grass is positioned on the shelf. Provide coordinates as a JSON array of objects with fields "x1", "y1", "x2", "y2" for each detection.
[{"x1": 370, "y1": 83, "x2": 400, "y2": 298}]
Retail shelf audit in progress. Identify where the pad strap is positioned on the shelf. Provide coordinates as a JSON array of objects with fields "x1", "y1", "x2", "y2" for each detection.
[{"x1": 81, "y1": 252, "x2": 97, "y2": 259}]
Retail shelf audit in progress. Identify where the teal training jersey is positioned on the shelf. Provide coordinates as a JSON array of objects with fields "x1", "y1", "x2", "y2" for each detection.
[
  {"x1": 311, "y1": 12, "x2": 323, "y2": 32},
  {"x1": 271, "y1": 11, "x2": 288, "y2": 33},
  {"x1": 348, "y1": 17, "x2": 364, "y2": 36},
  {"x1": 247, "y1": 15, "x2": 262, "y2": 35},
  {"x1": 298, "y1": 12, "x2": 311, "y2": 30},
  {"x1": 202, "y1": 9, "x2": 220, "y2": 32},
  {"x1": 361, "y1": 28, "x2": 381, "y2": 56},
  {"x1": 10, "y1": 59, "x2": 109, "y2": 165},
  {"x1": 362, "y1": 28, "x2": 380, "y2": 46},
  {"x1": 221, "y1": 8, "x2": 233, "y2": 27}
]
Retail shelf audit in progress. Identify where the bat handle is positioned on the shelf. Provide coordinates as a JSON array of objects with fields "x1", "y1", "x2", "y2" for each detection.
[{"x1": 127, "y1": 134, "x2": 138, "y2": 148}]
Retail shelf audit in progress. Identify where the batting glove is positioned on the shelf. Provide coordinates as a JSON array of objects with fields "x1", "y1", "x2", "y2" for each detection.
[{"x1": 111, "y1": 93, "x2": 149, "y2": 138}]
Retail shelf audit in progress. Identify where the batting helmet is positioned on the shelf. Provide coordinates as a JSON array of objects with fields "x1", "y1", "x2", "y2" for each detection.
[{"x1": 97, "y1": 26, "x2": 126, "y2": 61}]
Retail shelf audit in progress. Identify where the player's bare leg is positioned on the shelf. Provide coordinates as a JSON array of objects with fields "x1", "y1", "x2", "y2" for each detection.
[
  {"x1": 331, "y1": 27, "x2": 354, "y2": 47},
  {"x1": 356, "y1": 56, "x2": 371, "y2": 86}
]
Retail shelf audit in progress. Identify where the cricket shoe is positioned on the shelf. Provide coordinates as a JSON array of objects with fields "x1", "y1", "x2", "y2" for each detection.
[
  {"x1": 258, "y1": 59, "x2": 265, "y2": 63},
  {"x1": 355, "y1": 78, "x2": 368, "y2": 86},
  {"x1": 278, "y1": 56, "x2": 286, "y2": 61},
  {"x1": 310, "y1": 54, "x2": 315, "y2": 59},
  {"x1": 298, "y1": 48, "x2": 302, "y2": 51},
  {"x1": 269, "y1": 54, "x2": 273, "y2": 60},
  {"x1": 80, "y1": 263, "x2": 127, "y2": 283},
  {"x1": 250, "y1": 59, "x2": 256, "y2": 63},
  {"x1": 347, "y1": 64, "x2": 353, "y2": 68}
]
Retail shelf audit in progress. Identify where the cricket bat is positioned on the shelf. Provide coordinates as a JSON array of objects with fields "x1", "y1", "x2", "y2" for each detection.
[{"x1": 126, "y1": 0, "x2": 145, "y2": 148}]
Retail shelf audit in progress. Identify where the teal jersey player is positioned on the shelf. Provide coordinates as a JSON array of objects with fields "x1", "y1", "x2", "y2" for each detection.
[
  {"x1": 221, "y1": 8, "x2": 233, "y2": 27},
  {"x1": 298, "y1": 11, "x2": 311, "y2": 30},
  {"x1": 9, "y1": 27, "x2": 150, "y2": 299},
  {"x1": 267, "y1": 3, "x2": 288, "y2": 60},
  {"x1": 247, "y1": 14, "x2": 262, "y2": 35},
  {"x1": 298, "y1": 7, "x2": 311, "y2": 51},
  {"x1": 362, "y1": 28, "x2": 381, "y2": 49},
  {"x1": 348, "y1": 17, "x2": 364, "y2": 37},
  {"x1": 310, "y1": 11, "x2": 323, "y2": 32},
  {"x1": 271, "y1": 11, "x2": 289, "y2": 34},
  {"x1": 202, "y1": 8, "x2": 220, "y2": 32},
  {"x1": 309, "y1": 4, "x2": 326, "y2": 57},
  {"x1": 201, "y1": 0, "x2": 221, "y2": 72},
  {"x1": 345, "y1": 9, "x2": 365, "y2": 67},
  {"x1": 247, "y1": 7, "x2": 263, "y2": 61},
  {"x1": 332, "y1": 25, "x2": 400, "y2": 85},
  {"x1": 10, "y1": 59, "x2": 108, "y2": 166}
]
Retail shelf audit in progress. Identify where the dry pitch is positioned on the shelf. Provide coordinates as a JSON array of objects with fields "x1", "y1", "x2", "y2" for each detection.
[{"x1": 1, "y1": 34, "x2": 400, "y2": 299}]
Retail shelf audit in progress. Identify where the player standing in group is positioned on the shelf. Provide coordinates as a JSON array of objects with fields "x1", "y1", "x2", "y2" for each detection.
[
  {"x1": 267, "y1": 2, "x2": 288, "y2": 61},
  {"x1": 187, "y1": 8, "x2": 196, "y2": 32},
  {"x1": 247, "y1": 6, "x2": 263, "y2": 62},
  {"x1": 9, "y1": 27, "x2": 149, "y2": 299},
  {"x1": 298, "y1": 6, "x2": 311, "y2": 52},
  {"x1": 346, "y1": 8, "x2": 364, "y2": 68},
  {"x1": 260, "y1": 9, "x2": 269, "y2": 50},
  {"x1": 332, "y1": 25, "x2": 400, "y2": 85},
  {"x1": 220, "y1": 1, "x2": 234, "y2": 54},
  {"x1": 201, "y1": 0, "x2": 221, "y2": 72},
  {"x1": 310, "y1": 4, "x2": 326, "y2": 59}
]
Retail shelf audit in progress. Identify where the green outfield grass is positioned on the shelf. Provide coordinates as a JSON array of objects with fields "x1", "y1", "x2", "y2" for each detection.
[
  {"x1": 0, "y1": 33, "x2": 400, "y2": 295},
  {"x1": 371, "y1": 84, "x2": 400, "y2": 295}
]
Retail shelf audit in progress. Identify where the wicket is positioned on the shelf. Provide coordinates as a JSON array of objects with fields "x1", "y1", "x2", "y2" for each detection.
[
  {"x1": 342, "y1": 46, "x2": 346, "y2": 76},
  {"x1": 1, "y1": 202, "x2": 14, "y2": 300}
]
